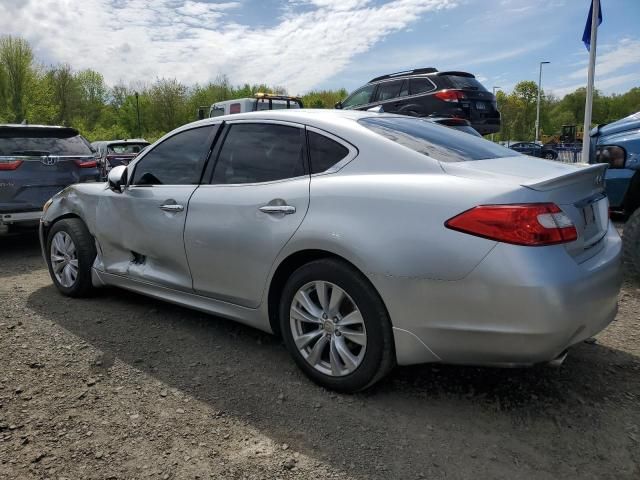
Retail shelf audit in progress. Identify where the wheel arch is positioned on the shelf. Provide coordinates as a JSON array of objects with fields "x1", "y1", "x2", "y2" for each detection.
[{"x1": 267, "y1": 249, "x2": 388, "y2": 337}]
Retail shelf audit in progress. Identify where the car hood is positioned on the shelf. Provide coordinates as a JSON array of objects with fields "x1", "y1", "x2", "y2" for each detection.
[{"x1": 596, "y1": 111, "x2": 640, "y2": 137}]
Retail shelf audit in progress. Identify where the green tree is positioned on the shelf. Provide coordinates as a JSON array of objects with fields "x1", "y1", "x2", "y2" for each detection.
[{"x1": 0, "y1": 36, "x2": 35, "y2": 122}]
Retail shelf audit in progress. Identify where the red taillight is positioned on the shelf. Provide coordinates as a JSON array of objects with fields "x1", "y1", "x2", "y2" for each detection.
[
  {"x1": 445, "y1": 203, "x2": 577, "y2": 246},
  {"x1": 74, "y1": 160, "x2": 97, "y2": 168},
  {"x1": 0, "y1": 160, "x2": 23, "y2": 170},
  {"x1": 434, "y1": 89, "x2": 466, "y2": 102}
]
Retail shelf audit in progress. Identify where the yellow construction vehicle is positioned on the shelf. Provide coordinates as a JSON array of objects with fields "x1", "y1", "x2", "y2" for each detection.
[{"x1": 541, "y1": 125, "x2": 584, "y2": 145}]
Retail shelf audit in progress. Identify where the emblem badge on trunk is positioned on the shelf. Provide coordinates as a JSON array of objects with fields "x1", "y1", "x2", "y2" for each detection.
[{"x1": 41, "y1": 156, "x2": 58, "y2": 166}]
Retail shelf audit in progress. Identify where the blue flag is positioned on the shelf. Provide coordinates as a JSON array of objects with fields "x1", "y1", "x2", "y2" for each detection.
[{"x1": 582, "y1": 1, "x2": 603, "y2": 51}]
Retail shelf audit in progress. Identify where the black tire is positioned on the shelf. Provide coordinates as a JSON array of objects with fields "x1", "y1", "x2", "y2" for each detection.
[
  {"x1": 623, "y1": 208, "x2": 640, "y2": 278},
  {"x1": 279, "y1": 258, "x2": 395, "y2": 392},
  {"x1": 543, "y1": 151, "x2": 556, "y2": 160},
  {"x1": 45, "y1": 218, "x2": 97, "y2": 297}
]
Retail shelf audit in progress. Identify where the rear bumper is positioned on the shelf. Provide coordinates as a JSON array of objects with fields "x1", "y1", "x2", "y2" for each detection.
[
  {"x1": 372, "y1": 223, "x2": 622, "y2": 366},
  {"x1": 1, "y1": 210, "x2": 42, "y2": 225}
]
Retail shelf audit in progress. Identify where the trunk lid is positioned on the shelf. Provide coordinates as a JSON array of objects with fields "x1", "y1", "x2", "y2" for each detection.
[{"x1": 441, "y1": 157, "x2": 609, "y2": 262}]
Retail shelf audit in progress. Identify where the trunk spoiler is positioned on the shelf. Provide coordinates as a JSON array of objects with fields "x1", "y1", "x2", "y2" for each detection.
[{"x1": 522, "y1": 163, "x2": 607, "y2": 192}]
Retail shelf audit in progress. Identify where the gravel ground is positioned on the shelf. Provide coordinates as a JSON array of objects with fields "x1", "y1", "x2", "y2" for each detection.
[{"x1": 0, "y1": 228, "x2": 639, "y2": 480}]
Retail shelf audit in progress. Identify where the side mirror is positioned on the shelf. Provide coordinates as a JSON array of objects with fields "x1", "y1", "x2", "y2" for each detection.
[
  {"x1": 334, "y1": 101, "x2": 343, "y2": 109},
  {"x1": 108, "y1": 165, "x2": 128, "y2": 193}
]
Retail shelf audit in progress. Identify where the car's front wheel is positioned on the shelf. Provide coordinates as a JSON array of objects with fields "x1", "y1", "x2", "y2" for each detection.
[
  {"x1": 543, "y1": 151, "x2": 557, "y2": 160},
  {"x1": 279, "y1": 259, "x2": 395, "y2": 392},
  {"x1": 46, "y1": 218, "x2": 97, "y2": 297}
]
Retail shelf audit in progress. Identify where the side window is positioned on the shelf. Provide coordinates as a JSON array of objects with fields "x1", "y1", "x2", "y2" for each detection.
[
  {"x1": 212, "y1": 123, "x2": 305, "y2": 184},
  {"x1": 410, "y1": 77, "x2": 435, "y2": 95},
  {"x1": 374, "y1": 80, "x2": 404, "y2": 102},
  {"x1": 341, "y1": 84, "x2": 375, "y2": 108},
  {"x1": 399, "y1": 80, "x2": 409, "y2": 97},
  {"x1": 131, "y1": 126, "x2": 216, "y2": 185},
  {"x1": 308, "y1": 131, "x2": 349, "y2": 174}
]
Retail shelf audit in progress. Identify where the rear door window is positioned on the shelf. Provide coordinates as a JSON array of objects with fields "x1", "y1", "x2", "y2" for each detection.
[
  {"x1": 212, "y1": 123, "x2": 306, "y2": 184},
  {"x1": 308, "y1": 131, "x2": 350, "y2": 174},
  {"x1": 374, "y1": 80, "x2": 404, "y2": 102},
  {"x1": 409, "y1": 78, "x2": 435, "y2": 95},
  {"x1": 359, "y1": 116, "x2": 517, "y2": 162}
]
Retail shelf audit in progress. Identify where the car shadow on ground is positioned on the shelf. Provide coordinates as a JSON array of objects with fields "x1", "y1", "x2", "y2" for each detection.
[{"x1": 26, "y1": 278, "x2": 640, "y2": 479}]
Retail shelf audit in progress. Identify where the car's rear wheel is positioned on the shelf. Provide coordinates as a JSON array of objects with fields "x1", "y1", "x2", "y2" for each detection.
[
  {"x1": 46, "y1": 218, "x2": 96, "y2": 297},
  {"x1": 543, "y1": 151, "x2": 556, "y2": 160},
  {"x1": 623, "y1": 208, "x2": 640, "y2": 278},
  {"x1": 279, "y1": 259, "x2": 395, "y2": 392}
]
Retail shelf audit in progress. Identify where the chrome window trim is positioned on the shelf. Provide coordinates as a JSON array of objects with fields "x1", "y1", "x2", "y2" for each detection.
[{"x1": 305, "y1": 126, "x2": 359, "y2": 176}]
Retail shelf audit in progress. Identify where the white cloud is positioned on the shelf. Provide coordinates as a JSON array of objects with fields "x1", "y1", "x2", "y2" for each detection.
[
  {"x1": 550, "y1": 73, "x2": 638, "y2": 98},
  {"x1": 568, "y1": 38, "x2": 640, "y2": 80},
  {"x1": 0, "y1": 0, "x2": 457, "y2": 93},
  {"x1": 549, "y1": 38, "x2": 640, "y2": 98}
]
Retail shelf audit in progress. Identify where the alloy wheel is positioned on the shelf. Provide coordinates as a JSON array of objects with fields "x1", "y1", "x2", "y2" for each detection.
[
  {"x1": 50, "y1": 231, "x2": 79, "y2": 288},
  {"x1": 290, "y1": 281, "x2": 367, "y2": 376}
]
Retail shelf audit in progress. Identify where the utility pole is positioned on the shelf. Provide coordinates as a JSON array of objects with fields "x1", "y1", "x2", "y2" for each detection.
[
  {"x1": 135, "y1": 92, "x2": 141, "y2": 138},
  {"x1": 492, "y1": 86, "x2": 501, "y2": 142},
  {"x1": 535, "y1": 61, "x2": 550, "y2": 143}
]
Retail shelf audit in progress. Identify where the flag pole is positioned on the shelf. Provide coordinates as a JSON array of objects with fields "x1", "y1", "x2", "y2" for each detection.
[{"x1": 581, "y1": 0, "x2": 599, "y2": 163}]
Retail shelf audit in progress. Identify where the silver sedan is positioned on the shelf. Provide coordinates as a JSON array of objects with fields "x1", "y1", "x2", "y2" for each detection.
[{"x1": 40, "y1": 110, "x2": 622, "y2": 392}]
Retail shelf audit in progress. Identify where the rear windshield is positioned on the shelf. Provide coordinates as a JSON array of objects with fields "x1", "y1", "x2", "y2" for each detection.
[
  {"x1": 359, "y1": 117, "x2": 517, "y2": 162},
  {"x1": 445, "y1": 76, "x2": 487, "y2": 91},
  {"x1": 0, "y1": 131, "x2": 93, "y2": 156},
  {"x1": 108, "y1": 143, "x2": 148, "y2": 154}
]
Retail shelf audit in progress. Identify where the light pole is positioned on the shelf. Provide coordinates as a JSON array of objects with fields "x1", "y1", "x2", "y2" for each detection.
[
  {"x1": 535, "y1": 61, "x2": 550, "y2": 143},
  {"x1": 134, "y1": 92, "x2": 141, "y2": 138},
  {"x1": 492, "y1": 86, "x2": 501, "y2": 142}
]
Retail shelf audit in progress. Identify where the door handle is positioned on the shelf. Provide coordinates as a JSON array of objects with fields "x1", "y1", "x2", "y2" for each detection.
[
  {"x1": 159, "y1": 204, "x2": 184, "y2": 212},
  {"x1": 259, "y1": 205, "x2": 296, "y2": 215}
]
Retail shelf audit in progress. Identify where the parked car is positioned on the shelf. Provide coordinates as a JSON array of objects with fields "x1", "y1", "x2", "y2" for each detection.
[
  {"x1": 92, "y1": 139, "x2": 150, "y2": 180},
  {"x1": 509, "y1": 142, "x2": 558, "y2": 159},
  {"x1": 197, "y1": 93, "x2": 303, "y2": 120},
  {"x1": 40, "y1": 110, "x2": 621, "y2": 392},
  {"x1": 0, "y1": 124, "x2": 99, "y2": 234},
  {"x1": 335, "y1": 68, "x2": 500, "y2": 135},
  {"x1": 589, "y1": 111, "x2": 640, "y2": 275}
]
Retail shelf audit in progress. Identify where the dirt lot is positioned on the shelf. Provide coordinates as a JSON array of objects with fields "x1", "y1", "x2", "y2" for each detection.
[{"x1": 0, "y1": 229, "x2": 639, "y2": 480}]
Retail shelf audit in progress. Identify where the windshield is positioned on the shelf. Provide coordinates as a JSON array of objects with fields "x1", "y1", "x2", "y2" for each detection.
[
  {"x1": 359, "y1": 116, "x2": 518, "y2": 162},
  {"x1": 0, "y1": 132, "x2": 93, "y2": 156},
  {"x1": 108, "y1": 143, "x2": 148, "y2": 154},
  {"x1": 446, "y1": 76, "x2": 487, "y2": 91},
  {"x1": 255, "y1": 99, "x2": 301, "y2": 111}
]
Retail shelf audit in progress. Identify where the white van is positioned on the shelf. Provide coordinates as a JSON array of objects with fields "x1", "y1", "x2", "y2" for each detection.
[{"x1": 197, "y1": 93, "x2": 303, "y2": 119}]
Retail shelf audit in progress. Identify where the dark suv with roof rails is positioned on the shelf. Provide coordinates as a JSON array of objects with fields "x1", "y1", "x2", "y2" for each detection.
[
  {"x1": 0, "y1": 124, "x2": 99, "y2": 234},
  {"x1": 335, "y1": 67, "x2": 501, "y2": 135}
]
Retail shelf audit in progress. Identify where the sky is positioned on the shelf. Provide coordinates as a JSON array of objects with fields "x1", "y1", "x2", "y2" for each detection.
[{"x1": 0, "y1": 0, "x2": 638, "y2": 98}]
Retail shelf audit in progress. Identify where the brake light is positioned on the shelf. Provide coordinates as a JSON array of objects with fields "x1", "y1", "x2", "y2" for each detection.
[
  {"x1": 0, "y1": 160, "x2": 23, "y2": 170},
  {"x1": 74, "y1": 160, "x2": 97, "y2": 168},
  {"x1": 434, "y1": 89, "x2": 467, "y2": 102},
  {"x1": 445, "y1": 203, "x2": 577, "y2": 246}
]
